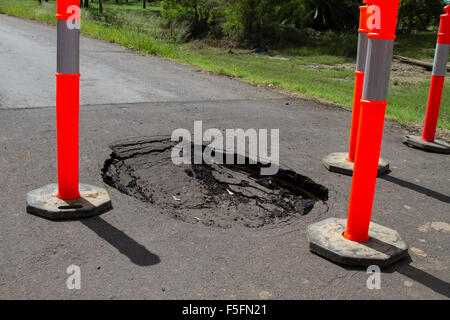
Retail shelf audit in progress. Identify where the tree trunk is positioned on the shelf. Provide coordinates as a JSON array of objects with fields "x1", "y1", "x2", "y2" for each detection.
[
  {"x1": 143, "y1": 0, "x2": 146, "y2": 9},
  {"x1": 99, "y1": 0, "x2": 103, "y2": 13},
  {"x1": 84, "y1": 0, "x2": 89, "y2": 9}
]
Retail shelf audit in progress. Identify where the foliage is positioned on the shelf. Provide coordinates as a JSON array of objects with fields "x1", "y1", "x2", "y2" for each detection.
[
  {"x1": 161, "y1": 0, "x2": 447, "y2": 44},
  {"x1": 30, "y1": 0, "x2": 450, "y2": 43},
  {"x1": 161, "y1": 0, "x2": 225, "y2": 39},
  {"x1": 397, "y1": 0, "x2": 445, "y2": 32}
]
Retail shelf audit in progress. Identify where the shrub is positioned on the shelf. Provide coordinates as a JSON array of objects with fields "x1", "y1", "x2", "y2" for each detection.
[
  {"x1": 161, "y1": 0, "x2": 225, "y2": 39},
  {"x1": 398, "y1": 0, "x2": 445, "y2": 32},
  {"x1": 160, "y1": 0, "x2": 448, "y2": 44}
]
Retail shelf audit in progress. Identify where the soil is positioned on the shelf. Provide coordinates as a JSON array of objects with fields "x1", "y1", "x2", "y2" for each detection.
[{"x1": 102, "y1": 136, "x2": 328, "y2": 229}]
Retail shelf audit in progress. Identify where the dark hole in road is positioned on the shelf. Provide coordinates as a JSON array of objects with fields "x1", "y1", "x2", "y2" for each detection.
[{"x1": 102, "y1": 136, "x2": 328, "y2": 229}]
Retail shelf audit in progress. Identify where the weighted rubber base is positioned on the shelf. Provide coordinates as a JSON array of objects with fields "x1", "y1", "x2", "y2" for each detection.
[
  {"x1": 322, "y1": 152, "x2": 389, "y2": 176},
  {"x1": 402, "y1": 135, "x2": 450, "y2": 154},
  {"x1": 307, "y1": 218, "x2": 408, "y2": 267},
  {"x1": 27, "y1": 183, "x2": 112, "y2": 220}
]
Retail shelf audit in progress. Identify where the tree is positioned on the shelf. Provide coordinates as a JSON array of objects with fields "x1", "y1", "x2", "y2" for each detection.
[
  {"x1": 301, "y1": 0, "x2": 359, "y2": 31},
  {"x1": 160, "y1": 0, "x2": 446, "y2": 44},
  {"x1": 398, "y1": 0, "x2": 445, "y2": 32}
]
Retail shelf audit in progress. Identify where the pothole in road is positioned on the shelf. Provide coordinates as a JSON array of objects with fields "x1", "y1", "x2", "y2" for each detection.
[{"x1": 102, "y1": 136, "x2": 328, "y2": 229}]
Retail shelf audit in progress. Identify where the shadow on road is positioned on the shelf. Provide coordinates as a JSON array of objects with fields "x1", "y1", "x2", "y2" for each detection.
[
  {"x1": 340, "y1": 255, "x2": 450, "y2": 298},
  {"x1": 381, "y1": 173, "x2": 450, "y2": 204},
  {"x1": 81, "y1": 217, "x2": 161, "y2": 267},
  {"x1": 394, "y1": 260, "x2": 450, "y2": 298}
]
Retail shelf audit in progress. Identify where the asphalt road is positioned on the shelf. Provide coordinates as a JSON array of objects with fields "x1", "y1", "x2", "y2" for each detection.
[
  {"x1": 0, "y1": 14, "x2": 449, "y2": 300},
  {"x1": 0, "y1": 15, "x2": 281, "y2": 109}
]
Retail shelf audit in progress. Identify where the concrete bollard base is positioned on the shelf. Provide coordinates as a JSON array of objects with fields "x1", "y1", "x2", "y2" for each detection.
[
  {"x1": 402, "y1": 135, "x2": 450, "y2": 154},
  {"x1": 307, "y1": 218, "x2": 408, "y2": 267},
  {"x1": 322, "y1": 152, "x2": 389, "y2": 176},
  {"x1": 27, "y1": 183, "x2": 112, "y2": 220}
]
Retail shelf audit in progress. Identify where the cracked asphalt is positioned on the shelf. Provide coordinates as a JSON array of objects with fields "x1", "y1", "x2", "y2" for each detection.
[
  {"x1": 0, "y1": 14, "x2": 449, "y2": 299},
  {"x1": 101, "y1": 137, "x2": 327, "y2": 229}
]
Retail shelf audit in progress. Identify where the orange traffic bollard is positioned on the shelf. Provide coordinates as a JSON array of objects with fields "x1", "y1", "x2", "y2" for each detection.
[
  {"x1": 348, "y1": 2, "x2": 370, "y2": 163},
  {"x1": 308, "y1": 0, "x2": 408, "y2": 267},
  {"x1": 322, "y1": 0, "x2": 389, "y2": 177},
  {"x1": 403, "y1": 5, "x2": 450, "y2": 154},
  {"x1": 55, "y1": 0, "x2": 81, "y2": 200},
  {"x1": 27, "y1": 1, "x2": 111, "y2": 220},
  {"x1": 344, "y1": 0, "x2": 401, "y2": 242}
]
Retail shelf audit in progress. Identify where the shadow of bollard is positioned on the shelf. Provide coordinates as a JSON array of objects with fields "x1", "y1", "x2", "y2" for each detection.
[
  {"x1": 394, "y1": 259, "x2": 450, "y2": 298},
  {"x1": 381, "y1": 173, "x2": 450, "y2": 204},
  {"x1": 338, "y1": 255, "x2": 450, "y2": 298},
  {"x1": 81, "y1": 216, "x2": 161, "y2": 267}
]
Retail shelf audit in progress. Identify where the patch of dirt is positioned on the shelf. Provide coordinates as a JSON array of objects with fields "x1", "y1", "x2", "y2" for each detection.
[
  {"x1": 102, "y1": 136, "x2": 328, "y2": 229},
  {"x1": 390, "y1": 60, "x2": 430, "y2": 83},
  {"x1": 305, "y1": 61, "x2": 430, "y2": 83}
]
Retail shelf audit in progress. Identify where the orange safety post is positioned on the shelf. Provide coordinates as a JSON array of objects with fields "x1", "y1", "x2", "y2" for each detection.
[
  {"x1": 348, "y1": 1, "x2": 370, "y2": 163},
  {"x1": 27, "y1": 2, "x2": 112, "y2": 220},
  {"x1": 344, "y1": 0, "x2": 402, "y2": 242},
  {"x1": 56, "y1": 0, "x2": 81, "y2": 200},
  {"x1": 402, "y1": 5, "x2": 449, "y2": 153},
  {"x1": 321, "y1": 0, "x2": 389, "y2": 177},
  {"x1": 422, "y1": 6, "x2": 449, "y2": 143},
  {"x1": 306, "y1": 0, "x2": 407, "y2": 267}
]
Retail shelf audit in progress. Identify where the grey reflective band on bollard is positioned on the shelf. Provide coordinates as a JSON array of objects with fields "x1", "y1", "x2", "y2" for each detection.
[
  {"x1": 57, "y1": 20, "x2": 79, "y2": 74},
  {"x1": 432, "y1": 43, "x2": 449, "y2": 76},
  {"x1": 356, "y1": 33, "x2": 368, "y2": 72},
  {"x1": 362, "y1": 38, "x2": 394, "y2": 101}
]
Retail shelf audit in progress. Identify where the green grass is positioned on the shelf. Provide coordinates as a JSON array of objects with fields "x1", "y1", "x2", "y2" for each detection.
[
  {"x1": 100, "y1": 0, "x2": 163, "y2": 13},
  {"x1": 1, "y1": 0, "x2": 449, "y2": 129},
  {"x1": 395, "y1": 31, "x2": 441, "y2": 61},
  {"x1": 181, "y1": 46, "x2": 355, "y2": 104}
]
